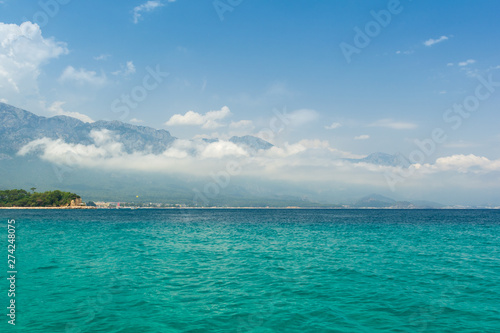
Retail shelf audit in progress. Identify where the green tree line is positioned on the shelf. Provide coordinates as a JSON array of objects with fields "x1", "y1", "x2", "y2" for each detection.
[{"x1": 0, "y1": 189, "x2": 81, "y2": 207}]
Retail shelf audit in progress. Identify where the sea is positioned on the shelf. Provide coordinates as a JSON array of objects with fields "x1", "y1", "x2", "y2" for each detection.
[{"x1": 1, "y1": 209, "x2": 499, "y2": 332}]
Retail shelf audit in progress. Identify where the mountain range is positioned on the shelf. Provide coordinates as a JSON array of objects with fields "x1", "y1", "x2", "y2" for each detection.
[
  {"x1": 353, "y1": 194, "x2": 444, "y2": 209},
  {"x1": 345, "y1": 152, "x2": 411, "y2": 168},
  {"x1": 0, "y1": 102, "x2": 442, "y2": 207},
  {"x1": 0, "y1": 103, "x2": 275, "y2": 155}
]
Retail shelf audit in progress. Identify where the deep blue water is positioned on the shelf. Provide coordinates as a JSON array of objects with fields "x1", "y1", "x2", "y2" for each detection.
[{"x1": 1, "y1": 209, "x2": 499, "y2": 332}]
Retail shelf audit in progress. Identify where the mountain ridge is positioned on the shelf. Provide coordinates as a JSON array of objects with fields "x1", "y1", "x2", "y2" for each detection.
[
  {"x1": 345, "y1": 152, "x2": 412, "y2": 167},
  {"x1": 0, "y1": 103, "x2": 451, "y2": 207},
  {"x1": 0, "y1": 102, "x2": 274, "y2": 155}
]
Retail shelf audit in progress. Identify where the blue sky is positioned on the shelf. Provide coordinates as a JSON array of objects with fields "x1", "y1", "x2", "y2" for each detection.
[{"x1": 2, "y1": 0, "x2": 500, "y2": 204}]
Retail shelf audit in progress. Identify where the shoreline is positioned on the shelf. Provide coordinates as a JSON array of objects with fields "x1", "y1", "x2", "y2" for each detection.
[
  {"x1": 0, "y1": 206, "x2": 97, "y2": 209},
  {"x1": 0, "y1": 207, "x2": 498, "y2": 210}
]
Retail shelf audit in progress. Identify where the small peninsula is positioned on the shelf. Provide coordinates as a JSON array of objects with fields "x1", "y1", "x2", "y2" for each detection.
[{"x1": 0, "y1": 189, "x2": 88, "y2": 208}]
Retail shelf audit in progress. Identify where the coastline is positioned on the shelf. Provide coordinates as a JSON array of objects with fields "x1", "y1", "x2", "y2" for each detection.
[
  {"x1": 1, "y1": 206, "x2": 498, "y2": 210},
  {"x1": 0, "y1": 206, "x2": 97, "y2": 209}
]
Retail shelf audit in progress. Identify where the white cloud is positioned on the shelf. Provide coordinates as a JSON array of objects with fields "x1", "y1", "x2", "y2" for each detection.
[
  {"x1": 423, "y1": 35, "x2": 449, "y2": 47},
  {"x1": 0, "y1": 21, "x2": 68, "y2": 96},
  {"x1": 286, "y1": 109, "x2": 319, "y2": 126},
  {"x1": 112, "y1": 61, "x2": 136, "y2": 76},
  {"x1": 18, "y1": 130, "x2": 124, "y2": 164},
  {"x1": 229, "y1": 120, "x2": 254, "y2": 130},
  {"x1": 368, "y1": 119, "x2": 417, "y2": 130},
  {"x1": 325, "y1": 122, "x2": 341, "y2": 130},
  {"x1": 200, "y1": 141, "x2": 249, "y2": 159},
  {"x1": 88, "y1": 129, "x2": 109, "y2": 145},
  {"x1": 463, "y1": 69, "x2": 479, "y2": 78},
  {"x1": 94, "y1": 54, "x2": 111, "y2": 61},
  {"x1": 130, "y1": 118, "x2": 144, "y2": 124},
  {"x1": 354, "y1": 135, "x2": 370, "y2": 140},
  {"x1": 17, "y1": 131, "x2": 250, "y2": 174},
  {"x1": 165, "y1": 106, "x2": 231, "y2": 129},
  {"x1": 48, "y1": 101, "x2": 94, "y2": 123},
  {"x1": 17, "y1": 134, "x2": 361, "y2": 178},
  {"x1": 263, "y1": 139, "x2": 350, "y2": 159},
  {"x1": 395, "y1": 50, "x2": 413, "y2": 55},
  {"x1": 59, "y1": 66, "x2": 107, "y2": 86},
  {"x1": 436, "y1": 154, "x2": 500, "y2": 172},
  {"x1": 0, "y1": 98, "x2": 7, "y2": 103},
  {"x1": 132, "y1": 0, "x2": 169, "y2": 24},
  {"x1": 458, "y1": 59, "x2": 476, "y2": 67},
  {"x1": 423, "y1": 154, "x2": 500, "y2": 173},
  {"x1": 16, "y1": 133, "x2": 500, "y2": 197}
]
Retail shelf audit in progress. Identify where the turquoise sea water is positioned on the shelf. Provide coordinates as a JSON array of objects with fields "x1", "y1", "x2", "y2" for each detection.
[{"x1": 1, "y1": 209, "x2": 499, "y2": 332}]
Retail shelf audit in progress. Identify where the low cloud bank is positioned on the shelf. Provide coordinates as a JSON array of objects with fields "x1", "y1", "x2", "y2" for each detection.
[{"x1": 17, "y1": 130, "x2": 500, "y2": 192}]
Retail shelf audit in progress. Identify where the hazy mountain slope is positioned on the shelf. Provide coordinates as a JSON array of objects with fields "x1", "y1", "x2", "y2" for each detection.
[
  {"x1": 346, "y1": 152, "x2": 411, "y2": 167},
  {"x1": 0, "y1": 103, "x2": 447, "y2": 207},
  {"x1": 0, "y1": 103, "x2": 274, "y2": 155},
  {"x1": 229, "y1": 135, "x2": 274, "y2": 151},
  {"x1": 0, "y1": 102, "x2": 177, "y2": 154}
]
